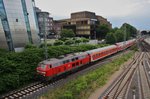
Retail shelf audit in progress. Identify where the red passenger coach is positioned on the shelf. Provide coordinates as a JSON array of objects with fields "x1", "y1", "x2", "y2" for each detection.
[
  {"x1": 116, "y1": 39, "x2": 136, "y2": 51},
  {"x1": 86, "y1": 45, "x2": 118, "y2": 62},
  {"x1": 37, "y1": 52, "x2": 90, "y2": 80},
  {"x1": 116, "y1": 42, "x2": 125, "y2": 51}
]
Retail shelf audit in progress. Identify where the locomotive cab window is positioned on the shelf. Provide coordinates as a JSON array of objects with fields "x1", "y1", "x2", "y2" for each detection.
[
  {"x1": 49, "y1": 65, "x2": 52, "y2": 68},
  {"x1": 63, "y1": 60, "x2": 70, "y2": 64},
  {"x1": 39, "y1": 63, "x2": 47, "y2": 69}
]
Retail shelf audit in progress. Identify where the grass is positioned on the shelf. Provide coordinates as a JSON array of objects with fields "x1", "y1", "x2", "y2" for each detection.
[{"x1": 39, "y1": 51, "x2": 135, "y2": 99}]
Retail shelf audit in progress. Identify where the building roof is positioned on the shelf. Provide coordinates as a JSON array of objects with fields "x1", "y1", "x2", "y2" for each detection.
[{"x1": 71, "y1": 11, "x2": 96, "y2": 15}]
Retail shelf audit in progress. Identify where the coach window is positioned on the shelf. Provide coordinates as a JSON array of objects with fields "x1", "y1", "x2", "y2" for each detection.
[{"x1": 92, "y1": 55, "x2": 94, "y2": 58}]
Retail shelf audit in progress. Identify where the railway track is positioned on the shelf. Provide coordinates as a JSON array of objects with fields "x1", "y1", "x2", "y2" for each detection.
[
  {"x1": 100, "y1": 41, "x2": 150, "y2": 99},
  {"x1": 1, "y1": 79, "x2": 66, "y2": 99},
  {"x1": 0, "y1": 48, "x2": 129, "y2": 99}
]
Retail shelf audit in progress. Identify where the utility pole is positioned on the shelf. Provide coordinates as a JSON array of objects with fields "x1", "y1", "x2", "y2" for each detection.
[
  {"x1": 137, "y1": 30, "x2": 141, "y2": 51},
  {"x1": 42, "y1": 12, "x2": 48, "y2": 60}
]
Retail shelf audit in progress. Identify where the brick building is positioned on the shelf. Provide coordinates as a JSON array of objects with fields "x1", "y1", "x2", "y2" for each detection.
[
  {"x1": 53, "y1": 11, "x2": 112, "y2": 39},
  {"x1": 96, "y1": 16, "x2": 112, "y2": 29}
]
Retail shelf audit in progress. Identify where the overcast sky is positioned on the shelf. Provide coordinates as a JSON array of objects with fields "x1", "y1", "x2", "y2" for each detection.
[{"x1": 35, "y1": 0, "x2": 150, "y2": 30}]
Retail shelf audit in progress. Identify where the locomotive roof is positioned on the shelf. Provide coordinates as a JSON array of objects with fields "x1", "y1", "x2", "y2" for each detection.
[
  {"x1": 86, "y1": 45, "x2": 117, "y2": 54},
  {"x1": 40, "y1": 52, "x2": 88, "y2": 65}
]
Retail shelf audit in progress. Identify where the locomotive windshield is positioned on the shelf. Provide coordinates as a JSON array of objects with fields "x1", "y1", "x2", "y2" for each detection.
[{"x1": 39, "y1": 63, "x2": 47, "y2": 70}]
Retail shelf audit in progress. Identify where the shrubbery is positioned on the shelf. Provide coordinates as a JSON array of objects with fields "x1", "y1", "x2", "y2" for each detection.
[
  {"x1": 25, "y1": 43, "x2": 37, "y2": 49},
  {"x1": 54, "y1": 40, "x2": 64, "y2": 46},
  {"x1": 65, "y1": 40, "x2": 74, "y2": 45},
  {"x1": 54, "y1": 37, "x2": 90, "y2": 46}
]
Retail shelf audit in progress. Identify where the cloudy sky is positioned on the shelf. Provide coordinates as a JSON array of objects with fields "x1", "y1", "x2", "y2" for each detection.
[{"x1": 35, "y1": 0, "x2": 150, "y2": 30}]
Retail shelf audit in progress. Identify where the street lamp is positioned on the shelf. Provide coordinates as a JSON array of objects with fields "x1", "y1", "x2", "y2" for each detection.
[{"x1": 123, "y1": 24, "x2": 126, "y2": 54}]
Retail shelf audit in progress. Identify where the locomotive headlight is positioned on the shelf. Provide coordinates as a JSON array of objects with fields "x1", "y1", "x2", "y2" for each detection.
[{"x1": 37, "y1": 70, "x2": 46, "y2": 76}]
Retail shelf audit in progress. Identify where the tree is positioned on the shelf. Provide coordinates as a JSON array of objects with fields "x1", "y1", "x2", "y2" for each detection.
[
  {"x1": 105, "y1": 32, "x2": 116, "y2": 44},
  {"x1": 111, "y1": 27, "x2": 119, "y2": 33},
  {"x1": 120, "y1": 23, "x2": 137, "y2": 39},
  {"x1": 96, "y1": 24, "x2": 110, "y2": 39},
  {"x1": 60, "y1": 29, "x2": 75, "y2": 38},
  {"x1": 115, "y1": 29, "x2": 124, "y2": 42}
]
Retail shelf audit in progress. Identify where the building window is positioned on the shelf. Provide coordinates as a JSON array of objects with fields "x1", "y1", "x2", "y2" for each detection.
[{"x1": 16, "y1": 19, "x2": 18, "y2": 22}]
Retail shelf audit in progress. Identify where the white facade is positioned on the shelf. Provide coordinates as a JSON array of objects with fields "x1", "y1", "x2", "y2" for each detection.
[{"x1": 0, "y1": 0, "x2": 40, "y2": 50}]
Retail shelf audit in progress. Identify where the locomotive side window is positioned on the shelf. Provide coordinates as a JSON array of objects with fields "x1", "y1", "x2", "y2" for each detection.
[
  {"x1": 49, "y1": 65, "x2": 52, "y2": 68},
  {"x1": 79, "y1": 56, "x2": 82, "y2": 59},
  {"x1": 75, "y1": 57, "x2": 78, "y2": 60},
  {"x1": 63, "y1": 60, "x2": 66, "y2": 64},
  {"x1": 72, "y1": 58, "x2": 75, "y2": 61},
  {"x1": 66, "y1": 60, "x2": 70, "y2": 63}
]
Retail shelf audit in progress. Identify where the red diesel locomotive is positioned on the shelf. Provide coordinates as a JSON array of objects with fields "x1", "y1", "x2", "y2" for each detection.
[{"x1": 36, "y1": 39, "x2": 136, "y2": 80}]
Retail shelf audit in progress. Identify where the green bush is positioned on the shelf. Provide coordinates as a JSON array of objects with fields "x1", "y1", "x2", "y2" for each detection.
[
  {"x1": 25, "y1": 43, "x2": 37, "y2": 49},
  {"x1": 81, "y1": 38, "x2": 89, "y2": 43},
  {"x1": 65, "y1": 40, "x2": 74, "y2": 45},
  {"x1": 75, "y1": 39, "x2": 82, "y2": 45},
  {"x1": 54, "y1": 40, "x2": 64, "y2": 46}
]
